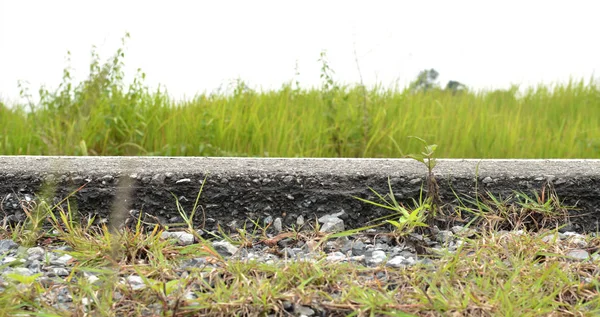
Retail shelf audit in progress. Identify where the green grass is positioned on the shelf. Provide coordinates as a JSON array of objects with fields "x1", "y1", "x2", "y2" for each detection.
[{"x1": 1, "y1": 37, "x2": 599, "y2": 158}]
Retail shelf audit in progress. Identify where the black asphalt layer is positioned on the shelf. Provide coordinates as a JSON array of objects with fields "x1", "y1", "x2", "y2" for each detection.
[{"x1": 1, "y1": 156, "x2": 599, "y2": 231}]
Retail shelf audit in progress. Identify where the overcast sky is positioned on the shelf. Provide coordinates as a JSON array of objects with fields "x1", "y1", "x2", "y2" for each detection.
[{"x1": 1, "y1": 0, "x2": 599, "y2": 103}]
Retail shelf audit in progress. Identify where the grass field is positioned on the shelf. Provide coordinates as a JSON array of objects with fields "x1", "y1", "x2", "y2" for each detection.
[{"x1": 1, "y1": 43, "x2": 599, "y2": 158}]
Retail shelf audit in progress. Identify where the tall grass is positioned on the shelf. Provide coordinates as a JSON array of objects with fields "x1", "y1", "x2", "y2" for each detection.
[{"x1": 1, "y1": 40, "x2": 599, "y2": 158}]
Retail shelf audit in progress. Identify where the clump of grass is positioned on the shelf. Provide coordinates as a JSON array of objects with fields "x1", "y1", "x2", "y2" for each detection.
[
  {"x1": 457, "y1": 183, "x2": 574, "y2": 232},
  {"x1": 353, "y1": 177, "x2": 431, "y2": 241}
]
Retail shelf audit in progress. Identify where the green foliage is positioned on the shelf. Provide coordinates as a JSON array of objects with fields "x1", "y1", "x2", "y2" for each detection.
[
  {"x1": 405, "y1": 137, "x2": 441, "y2": 218},
  {"x1": 353, "y1": 177, "x2": 431, "y2": 237},
  {"x1": 406, "y1": 136, "x2": 437, "y2": 172}
]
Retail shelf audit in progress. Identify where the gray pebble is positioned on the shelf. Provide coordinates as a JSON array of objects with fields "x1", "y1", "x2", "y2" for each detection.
[
  {"x1": 386, "y1": 256, "x2": 406, "y2": 268},
  {"x1": 273, "y1": 217, "x2": 283, "y2": 233},
  {"x1": 296, "y1": 215, "x2": 305, "y2": 227},
  {"x1": 319, "y1": 218, "x2": 345, "y2": 233},
  {"x1": 326, "y1": 252, "x2": 347, "y2": 262},
  {"x1": 26, "y1": 247, "x2": 46, "y2": 261},
  {"x1": 282, "y1": 175, "x2": 294, "y2": 184},
  {"x1": 49, "y1": 267, "x2": 70, "y2": 277},
  {"x1": 0, "y1": 240, "x2": 18, "y2": 253},
  {"x1": 351, "y1": 241, "x2": 366, "y2": 256},
  {"x1": 295, "y1": 305, "x2": 315, "y2": 316},
  {"x1": 566, "y1": 249, "x2": 589, "y2": 261},
  {"x1": 161, "y1": 231, "x2": 195, "y2": 246},
  {"x1": 436, "y1": 230, "x2": 454, "y2": 244},
  {"x1": 263, "y1": 216, "x2": 273, "y2": 226},
  {"x1": 212, "y1": 241, "x2": 239, "y2": 257},
  {"x1": 365, "y1": 250, "x2": 387, "y2": 266},
  {"x1": 50, "y1": 254, "x2": 73, "y2": 266},
  {"x1": 123, "y1": 275, "x2": 146, "y2": 290},
  {"x1": 281, "y1": 248, "x2": 296, "y2": 258}
]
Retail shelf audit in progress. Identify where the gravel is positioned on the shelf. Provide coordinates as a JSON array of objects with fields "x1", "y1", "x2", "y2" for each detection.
[{"x1": 0, "y1": 211, "x2": 597, "y2": 315}]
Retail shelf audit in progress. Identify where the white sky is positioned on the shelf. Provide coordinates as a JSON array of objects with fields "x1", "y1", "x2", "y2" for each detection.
[{"x1": 1, "y1": 0, "x2": 599, "y2": 103}]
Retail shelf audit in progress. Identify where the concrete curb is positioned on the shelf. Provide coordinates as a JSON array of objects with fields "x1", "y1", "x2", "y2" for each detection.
[{"x1": 1, "y1": 156, "x2": 599, "y2": 231}]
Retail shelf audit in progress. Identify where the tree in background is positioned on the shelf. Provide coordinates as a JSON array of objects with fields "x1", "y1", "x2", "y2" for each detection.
[{"x1": 409, "y1": 68, "x2": 467, "y2": 94}]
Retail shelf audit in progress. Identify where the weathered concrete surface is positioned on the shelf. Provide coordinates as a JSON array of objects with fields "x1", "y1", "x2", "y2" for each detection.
[{"x1": 1, "y1": 156, "x2": 599, "y2": 232}]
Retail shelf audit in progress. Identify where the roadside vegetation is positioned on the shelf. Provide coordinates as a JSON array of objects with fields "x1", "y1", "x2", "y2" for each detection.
[
  {"x1": 0, "y1": 176, "x2": 598, "y2": 316},
  {"x1": 1, "y1": 35, "x2": 599, "y2": 158}
]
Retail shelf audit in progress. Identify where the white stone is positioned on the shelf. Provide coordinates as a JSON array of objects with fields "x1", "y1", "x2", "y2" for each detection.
[
  {"x1": 386, "y1": 256, "x2": 406, "y2": 268},
  {"x1": 319, "y1": 218, "x2": 345, "y2": 233}
]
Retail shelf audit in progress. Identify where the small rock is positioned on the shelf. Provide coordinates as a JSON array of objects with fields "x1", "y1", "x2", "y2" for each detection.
[
  {"x1": 409, "y1": 178, "x2": 422, "y2": 185},
  {"x1": 263, "y1": 216, "x2": 273, "y2": 226},
  {"x1": 404, "y1": 257, "x2": 417, "y2": 265},
  {"x1": 10, "y1": 267, "x2": 34, "y2": 276},
  {"x1": 181, "y1": 257, "x2": 212, "y2": 270},
  {"x1": 376, "y1": 235, "x2": 391, "y2": 244},
  {"x1": 350, "y1": 255, "x2": 365, "y2": 263},
  {"x1": 451, "y1": 226, "x2": 476, "y2": 237},
  {"x1": 326, "y1": 252, "x2": 347, "y2": 262},
  {"x1": 541, "y1": 233, "x2": 559, "y2": 243},
  {"x1": 319, "y1": 218, "x2": 345, "y2": 233},
  {"x1": 1, "y1": 256, "x2": 18, "y2": 265},
  {"x1": 151, "y1": 174, "x2": 165, "y2": 184},
  {"x1": 212, "y1": 241, "x2": 239, "y2": 257},
  {"x1": 295, "y1": 305, "x2": 315, "y2": 316},
  {"x1": 124, "y1": 275, "x2": 146, "y2": 290},
  {"x1": 318, "y1": 211, "x2": 346, "y2": 223},
  {"x1": 373, "y1": 243, "x2": 389, "y2": 251},
  {"x1": 176, "y1": 178, "x2": 191, "y2": 184},
  {"x1": 282, "y1": 176, "x2": 294, "y2": 184},
  {"x1": 563, "y1": 232, "x2": 587, "y2": 248},
  {"x1": 84, "y1": 273, "x2": 100, "y2": 285},
  {"x1": 50, "y1": 254, "x2": 73, "y2": 266},
  {"x1": 281, "y1": 248, "x2": 296, "y2": 258},
  {"x1": 482, "y1": 176, "x2": 493, "y2": 184},
  {"x1": 554, "y1": 178, "x2": 567, "y2": 185},
  {"x1": 386, "y1": 256, "x2": 406, "y2": 268},
  {"x1": 27, "y1": 260, "x2": 41, "y2": 272},
  {"x1": 340, "y1": 241, "x2": 352, "y2": 254},
  {"x1": 568, "y1": 237, "x2": 588, "y2": 248},
  {"x1": 26, "y1": 247, "x2": 45, "y2": 260},
  {"x1": 296, "y1": 215, "x2": 304, "y2": 227},
  {"x1": 0, "y1": 240, "x2": 19, "y2": 253},
  {"x1": 50, "y1": 267, "x2": 70, "y2": 277},
  {"x1": 273, "y1": 218, "x2": 283, "y2": 233},
  {"x1": 161, "y1": 231, "x2": 195, "y2": 246},
  {"x1": 566, "y1": 249, "x2": 589, "y2": 261},
  {"x1": 436, "y1": 230, "x2": 454, "y2": 244},
  {"x1": 419, "y1": 258, "x2": 434, "y2": 266},
  {"x1": 365, "y1": 250, "x2": 387, "y2": 266},
  {"x1": 558, "y1": 223, "x2": 575, "y2": 233},
  {"x1": 282, "y1": 300, "x2": 294, "y2": 312},
  {"x1": 54, "y1": 245, "x2": 73, "y2": 252}
]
